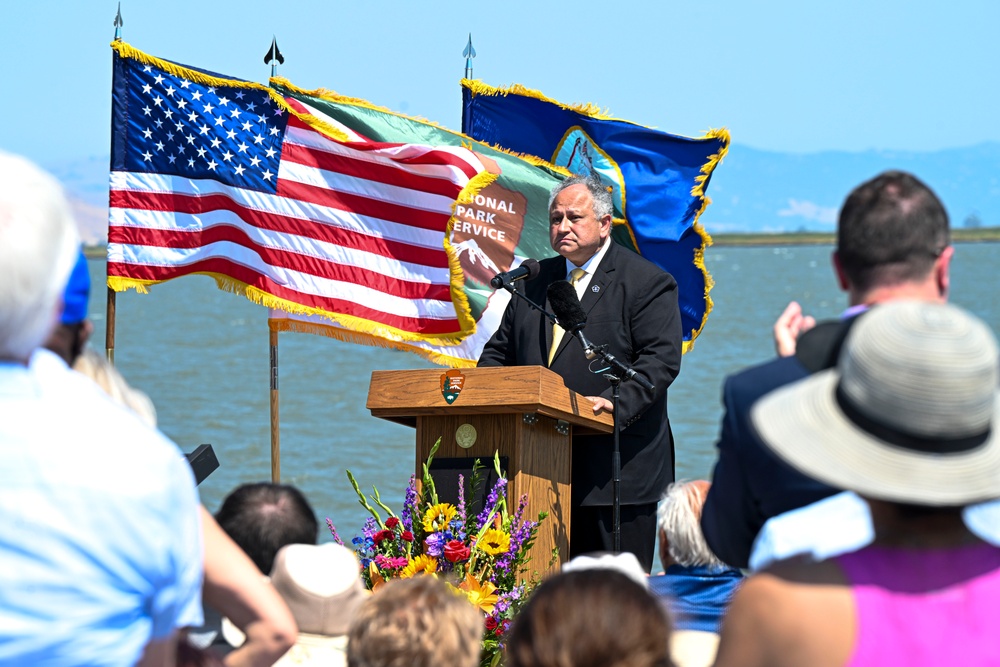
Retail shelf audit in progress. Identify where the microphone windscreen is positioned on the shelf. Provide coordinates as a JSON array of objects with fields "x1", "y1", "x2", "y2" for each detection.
[
  {"x1": 547, "y1": 281, "x2": 587, "y2": 331},
  {"x1": 522, "y1": 258, "x2": 541, "y2": 281}
]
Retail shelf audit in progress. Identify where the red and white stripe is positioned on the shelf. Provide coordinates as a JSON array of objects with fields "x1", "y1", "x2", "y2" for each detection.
[{"x1": 109, "y1": 106, "x2": 486, "y2": 337}]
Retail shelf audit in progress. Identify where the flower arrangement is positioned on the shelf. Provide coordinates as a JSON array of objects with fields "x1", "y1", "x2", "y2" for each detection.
[{"x1": 330, "y1": 440, "x2": 550, "y2": 667}]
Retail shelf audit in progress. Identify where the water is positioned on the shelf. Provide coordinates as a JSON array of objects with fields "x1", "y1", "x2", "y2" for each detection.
[{"x1": 84, "y1": 243, "x2": 1000, "y2": 546}]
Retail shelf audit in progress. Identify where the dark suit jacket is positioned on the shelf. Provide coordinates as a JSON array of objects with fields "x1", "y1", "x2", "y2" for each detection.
[
  {"x1": 700, "y1": 318, "x2": 858, "y2": 569},
  {"x1": 478, "y1": 241, "x2": 682, "y2": 506}
]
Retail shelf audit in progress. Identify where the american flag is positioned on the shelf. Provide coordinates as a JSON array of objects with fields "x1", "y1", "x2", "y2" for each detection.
[{"x1": 109, "y1": 44, "x2": 487, "y2": 341}]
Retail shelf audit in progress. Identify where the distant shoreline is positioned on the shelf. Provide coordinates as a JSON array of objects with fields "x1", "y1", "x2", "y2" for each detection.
[
  {"x1": 82, "y1": 227, "x2": 1000, "y2": 257},
  {"x1": 710, "y1": 227, "x2": 1000, "y2": 246}
]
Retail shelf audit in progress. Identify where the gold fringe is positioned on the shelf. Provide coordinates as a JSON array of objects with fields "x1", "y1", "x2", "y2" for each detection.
[
  {"x1": 111, "y1": 41, "x2": 268, "y2": 92},
  {"x1": 462, "y1": 79, "x2": 614, "y2": 120},
  {"x1": 690, "y1": 127, "x2": 731, "y2": 199},
  {"x1": 444, "y1": 170, "x2": 500, "y2": 336},
  {"x1": 269, "y1": 318, "x2": 478, "y2": 368},
  {"x1": 679, "y1": 127, "x2": 729, "y2": 351},
  {"x1": 107, "y1": 275, "x2": 152, "y2": 294}
]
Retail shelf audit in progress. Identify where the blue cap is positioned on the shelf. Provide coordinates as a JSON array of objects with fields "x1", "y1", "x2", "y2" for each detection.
[{"x1": 61, "y1": 249, "x2": 91, "y2": 325}]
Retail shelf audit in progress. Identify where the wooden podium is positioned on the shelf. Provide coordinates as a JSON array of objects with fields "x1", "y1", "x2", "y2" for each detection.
[{"x1": 367, "y1": 366, "x2": 613, "y2": 573}]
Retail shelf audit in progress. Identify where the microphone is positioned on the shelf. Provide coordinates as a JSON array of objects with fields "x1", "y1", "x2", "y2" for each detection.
[
  {"x1": 546, "y1": 280, "x2": 655, "y2": 391},
  {"x1": 547, "y1": 280, "x2": 587, "y2": 333},
  {"x1": 490, "y1": 258, "x2": 540, "y2": 289}
]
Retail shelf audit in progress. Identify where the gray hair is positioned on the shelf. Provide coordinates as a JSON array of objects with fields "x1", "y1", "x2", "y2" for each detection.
[
  {"x1": 657, "y1": 480, "x2": 726, "y2": 569},
  {"x1": 549, "y1": 174, "x2": 614, "y2": 221},
  {"x1": 0, "y1": 152, "x2": 79, "y2": 361}
]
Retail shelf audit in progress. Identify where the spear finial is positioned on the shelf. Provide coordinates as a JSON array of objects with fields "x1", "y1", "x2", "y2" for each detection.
[
  {"x1": 462, "y1": 33, "x2": 476, "y2": 79},
  {"x1": 113, "y1": 2, "x2": 124, "y2": 41},
  {"x1": 264, "y1": 36, "x2": 285, "y2": 78}
]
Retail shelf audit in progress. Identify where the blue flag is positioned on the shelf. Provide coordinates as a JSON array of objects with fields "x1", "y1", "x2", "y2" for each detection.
[{"x1": 461, "y1": 81, "x2": 729, "y2": 350}]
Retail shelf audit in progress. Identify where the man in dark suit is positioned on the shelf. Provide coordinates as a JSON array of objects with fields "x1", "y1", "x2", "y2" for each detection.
[
  {"x1": 701, "y1": 171, "x2": 953, "y2": 569},
  {"x1": 479, "y1": 175, "x2": 683, "y2": 571}
]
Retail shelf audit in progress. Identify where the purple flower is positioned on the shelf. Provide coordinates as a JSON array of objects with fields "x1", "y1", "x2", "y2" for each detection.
[
  {"x1": 457, "y1": 473, "x2": 467, "y2": 525},
  {"x1": 362, "y1": 517, "x2": 378, "y2": 539},
  {"x1": 401, "y1": 475, "x2": 418, "y2": 532},
  {"x1": 476, "y1": 477, "x2": 508, "y2": 531},
  {"x1": 425, "y1": 532, "x2": 444, "y2": 557},
  {"x1": 326, "y1": 518, "x2": 344, "y2": 546}
]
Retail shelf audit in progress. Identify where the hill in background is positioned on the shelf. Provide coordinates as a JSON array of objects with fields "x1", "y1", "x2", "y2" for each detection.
[{"x1": 46, "y1": 143, "x2": 1000, "y2": 244}]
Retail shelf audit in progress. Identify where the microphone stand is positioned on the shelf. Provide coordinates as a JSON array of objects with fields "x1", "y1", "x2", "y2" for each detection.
[
  {"x1": 569, "y1": 331, "x2": 653, "y2": 555},
  {"x1": 608, "y1": 373, "x2": 622, "y2": 552}
]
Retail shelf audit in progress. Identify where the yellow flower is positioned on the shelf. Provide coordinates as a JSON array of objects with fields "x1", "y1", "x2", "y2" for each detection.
[
  {"x1": 400, "y1": 555, "x2": 438, "y2": 578},
  {"x1": 458, "y1": 571, "x2": 499, "y2": 614},
  {"x1": 477, "y1": 528, "x2": 511, "y2": 556},
  {"x1": 422, "y1": 503, "x2": 458, "y2": 533}
]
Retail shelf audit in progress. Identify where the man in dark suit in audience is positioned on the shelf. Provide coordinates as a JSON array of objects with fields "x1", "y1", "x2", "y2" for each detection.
[
  {"x1": 701, "y1": 170, "x2": 953, "y2": 569},
  {"x1": 479, "y1": 175, "x2": 683, "y2": 572}
]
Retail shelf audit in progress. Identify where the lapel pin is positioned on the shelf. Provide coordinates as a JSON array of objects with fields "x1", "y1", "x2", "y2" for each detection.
[{"x1": 592, "y1": 285, "x2": 600, "y2": 293}]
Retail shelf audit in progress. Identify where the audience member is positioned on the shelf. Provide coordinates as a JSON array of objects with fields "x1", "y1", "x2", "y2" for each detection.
[
  {"x1": 224, "y1": 543, "x2": 368, "y2": 667},
  {"x1": 43, "y1": 246, "x2": 93, "y2": 366},
  {"x1": 216, "y1": 483, "x2": 320, "y2": 575},
  {"x1": 648, "y1": 481, "x2": 741, "y2": 667},
  {"x1": 702, "y1": 170, "x2": 953, "y2": 568},
  {"x1": 200, "y1": 508, "x2": 297, "y2": 667},
  {"x1": 72, "y1": 346, "x2": 158, "y2": 427},
  {"x1": 0, "y1": 152, "x2": 203, "y2": 664},
  {"x1": 192, "y1": 483, "x2": 317, "y2": 658},
  {"x1": 506, "y1": 568, "x2": 672, "y2": 667},
  {"x1": 560, "y1": 550, "x2": 649, "y2": 586},
  {"x1": 347, "y1": 575, "x2": 482, "y2": 667},
  {"x1": 714, "y1": 301, "x2": 1000, "y2": 667}
]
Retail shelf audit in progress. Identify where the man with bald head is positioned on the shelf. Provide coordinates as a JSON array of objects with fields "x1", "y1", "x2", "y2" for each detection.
[{"x1": 479, "y1": 174, "x2": 683, "y2": 571}]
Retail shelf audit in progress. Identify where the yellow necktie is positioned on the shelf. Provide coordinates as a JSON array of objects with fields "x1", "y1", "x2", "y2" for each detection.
[{"x1": 548, "y1": 268, "x2": 586, "y2": 365}]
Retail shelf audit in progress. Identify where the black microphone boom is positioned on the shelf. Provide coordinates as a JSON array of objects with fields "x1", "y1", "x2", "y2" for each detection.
[{"x1": 490, "y1": 258, "x2": 540, "y2": 289}]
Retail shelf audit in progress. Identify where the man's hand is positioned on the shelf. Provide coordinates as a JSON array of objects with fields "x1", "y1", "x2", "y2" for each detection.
[
  {"x1": 773, "y1": 301, "x2": 815, "y2": 357},
  {"x1": 587, "y1": 396, "x2": 614, "y2": 415}
]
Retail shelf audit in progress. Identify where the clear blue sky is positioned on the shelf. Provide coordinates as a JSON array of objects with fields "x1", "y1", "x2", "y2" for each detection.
[{"x1": 4, "y1": 0, "x2": 998, "y2": 164}]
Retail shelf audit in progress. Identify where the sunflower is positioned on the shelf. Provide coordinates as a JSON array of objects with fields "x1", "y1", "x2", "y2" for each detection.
[
  {"x1": 458, "y1": 571, "x2": 499, "y2": 614},
  {"x1": 421, "y1": 503, "x2": 458, "y2": 533},
  {"x1": 477, "y1": 528, "x2": 511, "y2": 556},
  {"x1": 400, "y1": 554, "x2": 438, "y2": 578}
]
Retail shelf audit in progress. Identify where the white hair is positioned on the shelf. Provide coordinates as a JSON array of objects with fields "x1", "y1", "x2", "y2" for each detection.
[
  {"x1": 0, "y1": 152, "x2": 79, "y2": 361},
  {"x1": 657, "y1": 480, "x2": 726, "y2": 569},
  {"x1": 548, "y1": 174, "x2": 614, "y2": 220}
]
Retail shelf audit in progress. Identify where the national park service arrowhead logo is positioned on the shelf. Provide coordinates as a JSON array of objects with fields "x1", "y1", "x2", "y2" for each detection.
[{"x1": 440, "y1": 369, "x2": 466, "y2": 405}]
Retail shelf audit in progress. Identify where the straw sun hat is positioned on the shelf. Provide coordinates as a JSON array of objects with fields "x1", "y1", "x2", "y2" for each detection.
[
  {"x1": 223, "y1": 543, "x2": 368, "y2": 665},
  {"x1": 751, "y1": 300, "x2": 1000, "y2": 506}
]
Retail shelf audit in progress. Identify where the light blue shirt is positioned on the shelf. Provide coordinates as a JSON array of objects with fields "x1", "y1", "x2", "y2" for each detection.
[
  {"x1": 750, "y1": 491, "x2": 1000, "y2": 571},
  {"x1": 0, "y1": 350, "x2": 203, "y2": 666}
]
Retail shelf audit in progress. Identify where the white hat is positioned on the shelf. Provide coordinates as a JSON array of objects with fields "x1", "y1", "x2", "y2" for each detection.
[
  {"x1": 223, "y1": 542, "x2": 368, "y2": 663},
  {"x1": 560, "y1": 551, "x2": 648, "y2": 587},
  {"x1": 752, "y1": 301, "x2": 1000, "y2": 506}
]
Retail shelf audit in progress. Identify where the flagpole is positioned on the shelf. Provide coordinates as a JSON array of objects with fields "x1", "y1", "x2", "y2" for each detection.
[
  {"x1": 105, "y1": 288, "x2": 116, "y2": 363},
  {"x1": 107, "y1": 5, "x2": 122, "y2": 364},
  {"x1": 269, "y1": 327, "x2": 281, "y2": 482}
]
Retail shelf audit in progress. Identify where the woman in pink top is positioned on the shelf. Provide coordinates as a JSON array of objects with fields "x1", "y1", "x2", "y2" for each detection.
[{"x1": 713, "y1": 302, "x2": 1000, "y2": 667}]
